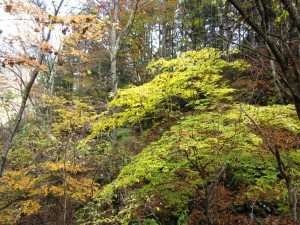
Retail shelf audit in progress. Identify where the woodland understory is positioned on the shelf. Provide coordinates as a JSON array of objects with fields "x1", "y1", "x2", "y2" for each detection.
[{"x1": 0, "y1": 0, "x2": 299, "y2": 225}]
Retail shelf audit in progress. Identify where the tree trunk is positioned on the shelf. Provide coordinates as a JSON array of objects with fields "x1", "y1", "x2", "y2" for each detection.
[
  {"x1": 280, "y1": 0, "x2": 300, "y2": 34},
  {"x1": 270, "y1": 58, "x2": 285, "y2": 104},
  {"x1": 107, "y1": 0, "x2": 139, "y2": 146},
  {"x1": 109, "y1": 1, "x2": 119, "y2": 146},
  {"x1": 0, "y1": 0, "x2": 65, "y2": 177},
  {"x1": 110, "y1": 49, "x2": 118, "y2": 145},
  {"x1": 0, "y1": 65, "x2": 42, "y2": 176},
  {"x1": 293, "y1": 94, "x2": 300, "y2": 120}
]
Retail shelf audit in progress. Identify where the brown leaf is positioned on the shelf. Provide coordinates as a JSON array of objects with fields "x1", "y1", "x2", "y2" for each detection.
[
  {"x1": 62, "y1": 27, "x2": 68, "y2": 35},
  {"x1": 4, "y1": 5, "x2": 12, "y2": 13},
  {"x1": 82, "y1": 27, "x2": 88, "y2": 35},
  {"x1": 58, "y1": 57, "x2": 64, "y2": 66},
  {"x1": 46, "y1": 49, "x2": 53, "y2": 54}
]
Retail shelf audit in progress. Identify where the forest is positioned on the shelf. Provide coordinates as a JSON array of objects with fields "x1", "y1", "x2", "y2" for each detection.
[{"x1": 0, "y1": 0, "x2": 299, "y2": 224}]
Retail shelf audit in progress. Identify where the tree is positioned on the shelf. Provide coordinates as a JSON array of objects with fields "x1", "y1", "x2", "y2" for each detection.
[
  {"x1": 78, "y1": 48, "x2": 300, "y2": 225},
  {"x1": 87, "y1": 48, "x2": 246, "y2": 139},
  {"x1": 227, "y1": 1, "x2": 300, "y2": 223},
  {"x1": 228, "y1": 0, "x2": 300, "y2": 120},
  {"x1": 81, "y1": 0, "x2": 139, "y2": 145},
  {"x1": 84, "y1": 0, "x2": 139, "y2": 97},
  {"x1": 0, "y1": 0, "x2": 66, "y2": 176},
  {"x1": 241, "y1": 106, "x2": 300, "y2": 225}
]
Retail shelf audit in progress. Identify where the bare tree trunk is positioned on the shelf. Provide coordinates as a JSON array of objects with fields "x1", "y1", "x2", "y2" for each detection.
[
  {"x1": 270, "y1": 58, "x2": 285, "y2": 104},
  {"x1": 109, "y1": 1, "x2": 119, "y2": 99}
]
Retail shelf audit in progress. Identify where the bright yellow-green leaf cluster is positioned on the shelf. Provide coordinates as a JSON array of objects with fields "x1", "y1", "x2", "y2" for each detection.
[
  {"x1": 86, "y1": 103, "x2": 299, "y2": 224},
  {"x1": 240, "y1": 104, "x2": 300, "y2": 134},
  {"x1": 89, "y1": 48, "x2": 247, "y2": 139}
]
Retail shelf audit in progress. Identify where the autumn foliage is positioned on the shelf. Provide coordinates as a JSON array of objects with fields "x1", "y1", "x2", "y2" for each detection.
[{"x1": 0, "y1": 0, "x2": 300, "y2": 225}]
